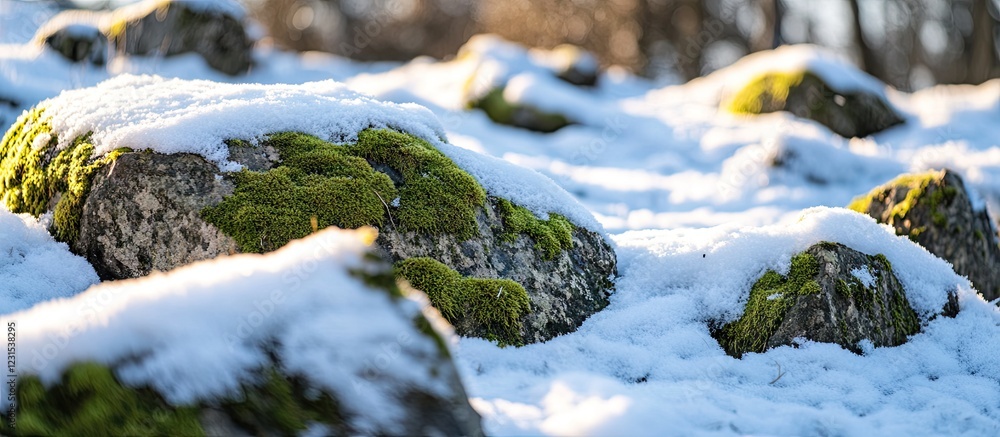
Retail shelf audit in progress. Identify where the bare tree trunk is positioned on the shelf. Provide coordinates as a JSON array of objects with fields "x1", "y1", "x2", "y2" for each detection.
[
  {"x1": 969, "y1": 0, "x2": 998, "y2": 84},
  {"x1": 751, "y1": 0, "x2": 777, "y2": 52},
  {"x1": 850, "y1": 0, "x2": 882, "y2": 78}
]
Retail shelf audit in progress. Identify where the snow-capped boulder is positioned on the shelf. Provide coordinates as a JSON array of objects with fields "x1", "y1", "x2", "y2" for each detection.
[
  {"x1": 717, "y1": 46, "x2": 904, "y2": 138},
  {"x1": 33, "y1": 0, "x2": 252, "y2": 75},
  {"x1": 0, "y1": 75, "x2": 616, "y2": 346},
  {"x1": 0, "y1": 227, "x2": 483, "y2": 436},
  {"x1": 460, "y1": 35, "x2": 600, "y2": 132},
  {"x1": 714, "y1": 241, "x2": 956, "y2": 358},
  {"x1": 849, "y1": 170, "x2": 1000, "y2": 302},
  {"x1": 34, "y1": 13, "x2": 108, "y2": 65},
  {"x1": 727, "y1": 70, "x2": 903, "y2": 138}
]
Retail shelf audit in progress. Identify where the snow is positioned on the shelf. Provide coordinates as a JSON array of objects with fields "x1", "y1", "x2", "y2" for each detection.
[
  {"x1": 851, "y1": 266, "x2": 876, "y2": 289},
  {"x1": 459, "y1": 208, "x2": 1000, "y2": 435},
  {"x1": 0, "y1": 226, "x2": 454, "y2": 434},
  {"x1": 0, "y1": 206, "x2": 99, "y2": 314},
  {"x1": 1, "y1": 11, "x2": 1000, "y2": 434}
]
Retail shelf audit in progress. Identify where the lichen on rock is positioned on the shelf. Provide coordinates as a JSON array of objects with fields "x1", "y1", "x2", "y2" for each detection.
[
  {"x1": 727, "y1": 70, "x2": 904, "y2": 138},
  {"x1": 713, "y1": 242, "x2": 935, "y2": 358},
  {"x1": 849, "y1": 169, "x2": 1000, "y2": 302}
]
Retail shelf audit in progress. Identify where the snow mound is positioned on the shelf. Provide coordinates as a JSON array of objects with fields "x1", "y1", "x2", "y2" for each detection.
[
  {"x1": 460, "y1": 207, "x2": 1000, "y2": 435},
  {"x1": 32, "y1": 74, "x2": 602, "y2": 232},
  {"x1": 0, "y1": 207, "x2": 99, "y2": 314},
  {"x1": 1, "y1": 226, "x2": 450, "y2": 431}
]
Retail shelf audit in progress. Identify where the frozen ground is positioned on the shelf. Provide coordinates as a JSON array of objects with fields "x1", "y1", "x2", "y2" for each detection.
[{"x1": 1, "y1": 9, "x2": 999, "y2": 436}]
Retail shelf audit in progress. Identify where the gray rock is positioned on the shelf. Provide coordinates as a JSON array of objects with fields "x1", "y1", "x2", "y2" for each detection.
[
  {"x1": 74, "y1": 152, "x2": 239, "y2": 280},
  {"x1": 377, "y1": 196, "x2": 615, "y2": 345},
  {"x1": 714, "y1": 242, "x2": 954, "y2": 358},
  {"x1": 728, "y1": 71, "x2": 904, "y2": 138},
  {"x1": 108, "y1": 0, "x2": 253, "y2": 75},
  {"x1": 32, "y1": 0, "x2": 252, "y2": 75},
  {"x1": 50, "y1": 138, "x2": 614, "y2": 345},
  {"x1": 849, "y1": 169, "x2": 1000, "y2": 302}
]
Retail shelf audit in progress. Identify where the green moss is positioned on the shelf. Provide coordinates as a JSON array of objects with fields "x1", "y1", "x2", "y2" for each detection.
[
  {"x1": 395, "y1": 257, "x2": 531, "y2": 347},
  {"x1": 728, "y1": 71, "x2": 810, "y2": 115},
  {"x1": 496, "y1": 198, "x2": 574, "y2": 260},
  {"x1": 468, "y1": 87, "x2": 570, "y2": 133},
  {"x1": 2, "y1": 363, "x2": 203, "y2": 436},
  {"x1": 222, "y1": 368, "x2": 346, "y2": 435},
  {"x1": 0, "y1": 108, "x2": 131, "y2": 243},
  {"x1": 715, "y1": 253, "x2": 820, "y2": 357},
  {"x1": 203, "y1": 130, "x2": 486, "y2": 253},
  {"x1": 850, "y1": 171, "x2": 958, "y2": 235},
  {"x1": 975, "y1": 229, "x2": 985, "y2": 241}
]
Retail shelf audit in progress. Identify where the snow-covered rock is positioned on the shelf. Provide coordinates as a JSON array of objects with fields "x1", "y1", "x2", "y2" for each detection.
[
  {"x1": 0, "y1": 75, "x2": 616, "y2": 346},
  {"x1": 0, "y1": 227, "x2": 483, "y2": 436},
  {"x1": 32, "y1": 0, "x2": 252, "y2": 75},
  {"x1": 850, "y1": 169, "x2": 1000, "y2": 302},
  {"x1": 714, "y1": 241, "x2": 956, "y2": 358},
  {"x1": 726, "y1": 68, "x2": 904, "y2": 138}
]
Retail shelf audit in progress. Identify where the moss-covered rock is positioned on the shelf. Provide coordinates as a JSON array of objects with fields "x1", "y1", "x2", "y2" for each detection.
[
  {"x1": 467, "y1": 87, "x2": 571, "y2": 133},
  {"x1": 0, "y1": 229, "x2": 484, "y2": 436},
  {"x1": 32, "y1": 0, "x2": 252, "y2": 75},
  {"x1": 849, "y1": 169, "x2": 1000, "y2": 302},
  {"x1": 0, "y1": 109, "x2": 617, "y2": 345},
  {"x1": 713, "y1": 242, "x2": 939, "y2": 358},
  {"x1": 727, "y1": 70, "x2": 904, "y2": 138}
]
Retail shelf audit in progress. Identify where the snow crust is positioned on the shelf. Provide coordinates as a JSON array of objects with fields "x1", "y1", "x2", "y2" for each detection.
[
  {"x1": 0, "y1": 207, "x2": 99, "y2": 314},
  {"x1": 0, "y1": 227, "x2": 450, "y2": 433}
]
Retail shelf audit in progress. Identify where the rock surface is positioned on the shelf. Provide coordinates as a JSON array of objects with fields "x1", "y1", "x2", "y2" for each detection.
[
  {"x1": 33, "y1": 0, "x2": 252, "y2": 75},
  {"x1": 74, "y1": 152, "x2": 239, "y2": 279},
  {"x1": 714, "y1": 242, "x2": 952, "y2": 358},
  {"x1": 849, "y1": 169, "x2": 1000, "y2": 302},
  {"x1": 727, "y1": 70, "x2": 904, "y2": 138},
  {"x1": 378, "y1": 196, "x2": 616, "y2": 345}
]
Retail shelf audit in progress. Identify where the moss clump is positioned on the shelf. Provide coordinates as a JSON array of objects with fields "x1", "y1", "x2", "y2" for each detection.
[
  {"x1": 223, "y1": 368, "x2": 347, "y2": 435},
  {"x1": 202, "y1": 130, "x2": 486, "y2": 253},
  {"x1": 395, "y1": 257, "x2": 531, "y2": 347},
  {"x1": 728, "y1": 71, "x2": 812, "y2": 115},
  {"x1": 497, "y1": 198, "x2": 574, "y2": 260},
  {"x1": 715, "y1": 253, "x2": 820, "y2": 357},
  {"x1": 468, "y1": 87, "x2": 570, "y2": 133},
  {"x1": 3, "y1": 363, "x2": 203, "y2": 436},
  {"x1": 0, "y1": 108, "x2": 131, "y2": 243},
  {"x1": 848, "y1": 171, "x2": 956, "y2": 233}
]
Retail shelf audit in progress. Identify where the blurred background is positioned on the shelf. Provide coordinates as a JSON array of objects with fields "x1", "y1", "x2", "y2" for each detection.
[{"x1": 4, "y1": 0, "x2": 1000, "y2": 90}]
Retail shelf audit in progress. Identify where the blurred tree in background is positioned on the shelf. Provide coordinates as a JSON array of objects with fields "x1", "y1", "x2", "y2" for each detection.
[
  {"x1": 23, "y1": 0, "x2": 1000, "y2": 89},
  {"x1": 244, "y1": 0, "x2": 999, "y2": 89}
]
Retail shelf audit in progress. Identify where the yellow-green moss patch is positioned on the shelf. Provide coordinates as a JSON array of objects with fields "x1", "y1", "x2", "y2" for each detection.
[
  {"x1": 715, "y1": 252, "x2": 820, "y2": 357},
  {"x1": 497, "y1": 198, "x2": 574, "y2": 260},
  {"x1": 395, "y1": 257, "x2": 531, "y2": 347},
  {"x1": 0, "y1": 107, "x2": 131, "y2": 243},
  {"x1": 728, "y1": 71, "x2": 812, "y2": 115},
  {"x1": 202, "y1": 130, "x2": 486, "y2": 253},
  {"x1": 2, "y1": 362, "x2": 203, "y2": 436},
  {"x1": 848, "y1": 171, "x2": 957, "y2": 231}
]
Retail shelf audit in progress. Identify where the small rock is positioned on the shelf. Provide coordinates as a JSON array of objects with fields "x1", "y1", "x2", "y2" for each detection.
[
  {"x1": 849, "y1": 169, "x2": 1000, "y2": 302},
  {"x1": 714, "y1": 242, "x2": 952, "y2": 358},
  {"x1": 727, "y1": 70, "x2": 904, "y2": 138}
]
